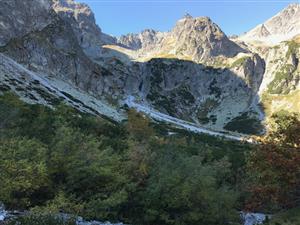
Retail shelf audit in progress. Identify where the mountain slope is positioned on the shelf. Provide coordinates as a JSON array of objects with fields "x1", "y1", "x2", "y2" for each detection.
[
  {"x1": 234, "y1": 3, "x2": 300, "y2": 125},
  {"x1": 0, "y1": 0, "x2": 267, "y2": 136},
  {"x1": 166, "y1": 16, "x2": 245, "y2": 62},
  {"x1": 0, "y1": 0, "x2": 53, "y2": 47},
  {"x1": 239, "y1": 3, "x2": 300, "y2": 45},
  {"x1": 118, "y1": 29, "x2": 167, "y2": 51},
  {"x1": 52, "y1": 0, "x2": 116, "y2": 61},
  {"x1": 0, "y1": 53, "x2": 124, "y2": 122},
  {"x1": 259, "y1": 37, "x2": 300, "y2": 119},
  {"x1": 1, "y1": 0, "x2": 298, "y2": 137},
  {"x1": 116, "y1": 15, "x2": 246, "y2": 64}
]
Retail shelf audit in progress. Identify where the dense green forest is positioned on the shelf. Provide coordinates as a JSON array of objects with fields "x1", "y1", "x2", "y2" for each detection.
[{"x1": 0, "y1": 92, "x2": 299, "y2": 225}]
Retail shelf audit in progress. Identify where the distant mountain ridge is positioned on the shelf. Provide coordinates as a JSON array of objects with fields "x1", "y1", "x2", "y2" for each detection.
[
  {"x1": 239, "y1": 3, "x2": 300, "y2": 45},
  {"x1": 0, "y1": 0, "x2": 299, "y2": 136},
  {"x1": 52, "y1": 0, "x2": 117, "y2": 61},
  {"x1": 116, "y1": 15, "x2": 246, "y2": 63}
]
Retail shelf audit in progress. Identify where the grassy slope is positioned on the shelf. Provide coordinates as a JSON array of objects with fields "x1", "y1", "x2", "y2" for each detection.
[{"x1": 262, "y1": 90, "x2": 300, "y2": 117}]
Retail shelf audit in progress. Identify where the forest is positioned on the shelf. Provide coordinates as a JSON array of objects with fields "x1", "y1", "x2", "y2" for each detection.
[{"x1": 0, "y1": 92, "x2": 299, "y2": 225}]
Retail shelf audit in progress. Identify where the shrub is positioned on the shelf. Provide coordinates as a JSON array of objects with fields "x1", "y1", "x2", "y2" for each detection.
[{"x1": 6, "y1": 213, "x2": 76, "y2": 225}]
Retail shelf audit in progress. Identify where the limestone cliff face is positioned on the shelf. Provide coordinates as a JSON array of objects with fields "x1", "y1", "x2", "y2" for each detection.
[
  {"x1": 0, "y1": 0, "x2": 126, "y2": 101},
  {"x1": 0, "y1": 0, "x2": 53, "y2": 46},
  {"x1": 52, "y1": 0, "x2": 116, "y2": 61},
  {"x1": 167, "y1": 16, "x2": 245, "y2": 62},
  {"x1": 137, "y1": 56, "x2": 265, "y2": 131},
  {"x1": 260, "y1": 40, "x2": 300, "y2": 95},
  {"x1": 232, "y1": 3, "x2": 300, "y2": 127},
  {"x1": 239, "y1": 3, "x2": 300, "y2": 45},
  {"x1": 256, "y1": 38, "x2": 300, "y2": 118},
  {"x1": 0, "y1": 0, "x2": 267, "y2": 135},
  {"x1": 116, "y1": 15, "x2": 246, "y2": 64},
  {"x1": 118, "y1": 29, "x2": 167, "y2": 51}
]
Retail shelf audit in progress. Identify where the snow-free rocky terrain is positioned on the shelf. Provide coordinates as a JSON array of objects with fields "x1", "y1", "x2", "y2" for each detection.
[
  {"x1": 0, "y1": 0, "x2": 299, "y2": 138},
  {"x1": 238, "y1": 3, "x2": 300, "y2": 46},
  {"x1": 0, "y1": 203, "x2": 268, "y2": 225}
]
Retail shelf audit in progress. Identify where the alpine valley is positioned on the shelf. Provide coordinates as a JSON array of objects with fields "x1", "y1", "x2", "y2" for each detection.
[
  {"x1": 0, "y1": 1, "x2": 300, "y2": 225},
  {"x1": 1, "y1": 0, "x2": 299, "y2": 137}
]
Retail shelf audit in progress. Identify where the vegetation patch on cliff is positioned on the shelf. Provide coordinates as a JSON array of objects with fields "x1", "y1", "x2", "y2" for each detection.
[
  {"x1": 224, "y1": 112, "x2": 264, "y2": 135},
  {"x1": 286, "y1": 40, "x2": 300, "y2": 58},
  {"x1": 197, "y1": 98, "x2": 219, "y2": 124},
  {"x1": 230, "y1": 56, "x2": 250, "y2": 68},
  {"x1": 267, "y1": 64, "x2": 299, "y2": 94}
]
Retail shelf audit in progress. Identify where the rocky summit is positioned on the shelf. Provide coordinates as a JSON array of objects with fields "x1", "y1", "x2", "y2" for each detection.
[
  {"x1": 0, "y1": 3, "x2": 299, "y2": 225},
  {"x1": 239, "y1": 3, "x2": 300, "y2": 45},
  {"x1": 116, "y1": 15, "x2": 246, "y2": 64},
  {"x1": 52, "y1": 0, "x2": 116, "y2": 60},
  {"x1": 0, "y1": 0, "x2": 299, "y2": 136}
]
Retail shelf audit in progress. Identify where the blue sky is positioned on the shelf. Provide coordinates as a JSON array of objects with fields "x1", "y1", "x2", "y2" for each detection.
[{"x1": 79, "y1": 0, "x2": 298, "y2": 37}]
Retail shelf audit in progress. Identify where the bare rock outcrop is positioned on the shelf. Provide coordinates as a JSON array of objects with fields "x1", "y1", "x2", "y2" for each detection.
[
  {"x1": 239, "y1": 3, "x2": 300, "y2": 45},
  {"x1": 52, "y1": 0, "x2": 116, "y2": 61},
  {"x1": 0, "y1": 0, "x2": 53, "y2": 46}
]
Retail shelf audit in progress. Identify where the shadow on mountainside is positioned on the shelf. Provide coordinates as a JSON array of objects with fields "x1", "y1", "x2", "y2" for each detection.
[
  {"x1": 98, "y1": 46, "x2": 266, "y2": 135},
  {"x1": 0, "y1": 11, "x2": 265, "y2": 135},
  {"x1": 137, "y1": 57, "x2": 265, "y2": 135}
]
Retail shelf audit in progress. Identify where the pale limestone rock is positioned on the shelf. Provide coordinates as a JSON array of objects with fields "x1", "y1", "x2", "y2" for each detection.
[
  {"x1": 0, "y1": 0, "x2": 53, "y2": 46},
  {"x1": 117, "y1": 15, "x2": 246, "y2": 63},
  {"x1": 52, "y1": 0, "x2": 116, "y2": 60},
  {"x1": 239, "y1": 3, "x2": 300, "y2": 45}
]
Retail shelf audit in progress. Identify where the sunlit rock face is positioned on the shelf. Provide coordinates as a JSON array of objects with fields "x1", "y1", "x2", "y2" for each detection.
[
  {"x1": 234, "y1": 3, "x2": 300, "y2": 127},
  {"x1": 52, "y1": 0, "x2": 116, "y2": 61},
  {"x1": 3, "y1": 0, "x2": 300, "y2": 136},
  {"x1": 0, "y1": 0, "x2": 127, "y2": 106},
  {"x1": 239, "y1": 3, "x2": 300, "y2": 45},
  {"x1": 0, "y1": 0, "x2": 267, "y2": 135},
  {"x1": 117, "y1": 15, "x2": 246, "y2": 64},
  {"x1": 118, "y1": 29, "x2": 167, "y2": 51},
  {"x1": 168, "y1": 16, "x2": 246, "y2": 62}
]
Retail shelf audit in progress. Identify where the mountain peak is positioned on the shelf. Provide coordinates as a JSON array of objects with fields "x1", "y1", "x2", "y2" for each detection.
[
  {"x1": 52, "y1": 0, "x2": 90, "y2": 12},
  {"x1": 178, "y1": 15, "x2": 212, "y2": 24},
  {"x1": 286, "y1": 2, "x2": 300, "y2": 10},
  {"x1": 118, "y1": 14, "x2": 245, "y2": 61},
  {"x1": 117, "y1": 28, "x2": 166, "y2": 50},
  {"x1": 256, "y1": 24, "x2": 271, "y2": 38},
  {"x1": 173, "y1": 16, "x2": 221, "y2": 36},
  {"x1": 280, "y1": 2, "x2": 300, "y2": 18},
  {"x1": 239, "y1": 2, "x2": 300, "y2": 44},
  {"x1": 183, "y1": 12, "x2": 193, "y2": 19},
  {"x1": 170, "y1": 16, "x2": 245, "y2": 61},
  {"x1": 52, "y1": 0, "x2": 116, "y2": 59}
]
